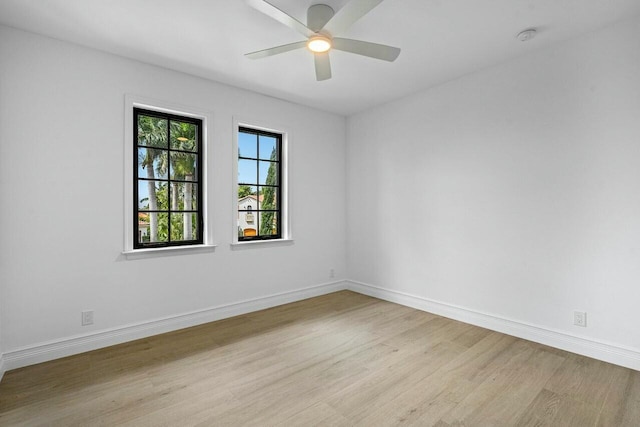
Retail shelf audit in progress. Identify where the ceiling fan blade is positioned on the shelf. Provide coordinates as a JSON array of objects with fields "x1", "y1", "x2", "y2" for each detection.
[
  {"x1": 314, "y1": 52, "x2": 332, "y2": 81},
  {"x1": 245, "y1": 41, "x2": 307, "y2": 59},
  {"x1": 332, "y1": 38, "x2": 401, "y2": 62},
  {"x1": 247, "y1": 0, "x2": 315, "y2": 38},
  {"x1": 322, "y1": 0, "x2": 384, "y2": 35}
]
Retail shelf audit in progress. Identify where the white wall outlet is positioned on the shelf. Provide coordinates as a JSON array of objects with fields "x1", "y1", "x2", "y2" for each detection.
[
  {"x1": 573, "y1": 311, "x2": 587, "y2": 327},
  {"x1": 330, "y1": 268, "x2": 335, "y2": 278},
  {"x1": 81, "y1": 310, "x2": 94, "y2": 326}
]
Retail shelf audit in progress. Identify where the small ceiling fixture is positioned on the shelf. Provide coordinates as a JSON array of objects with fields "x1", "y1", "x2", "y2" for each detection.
[{"x1": 516, "y1": 28, "x2": 537, "y2": 42}]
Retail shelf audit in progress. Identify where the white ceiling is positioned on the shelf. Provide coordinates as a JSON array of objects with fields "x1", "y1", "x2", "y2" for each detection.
[{"x1": 1, "y1": 0, "x2": 639, "y2": 115}]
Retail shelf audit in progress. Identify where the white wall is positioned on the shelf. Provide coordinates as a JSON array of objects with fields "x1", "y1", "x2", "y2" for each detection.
[
  {"x1": 347, "y1": 16, "x2": 640, "y2": 357},
  {"x1": 0, "y1": 26, "x2": 347, "y2": 361}
]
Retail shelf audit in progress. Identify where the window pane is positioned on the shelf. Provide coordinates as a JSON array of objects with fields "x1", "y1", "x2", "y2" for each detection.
[
  {"x1": 170, "y1": 121, "x2": 197, "y2": 151},
  {"x1": 239, "y1": 207, "x2": 257, "y2": 234},
  {"x1": 240, "y1": 224, "x2": 258, "y2": 237},
  {"x1": 170, "y1": 213, "x2": 199, "y2": 241},
  {"x1": 144, "y1": 212, "x2": 169, "y2": 243},
  {"x1": 239, "y1": 131, "x2": 258, "y2": 158},
  {"x1": 259, "y1": 135, "x2": 277, "y2": 160},
  {"x1": 259, "y1": 161, "x2": 278, "y2": 185},
  {"x1": 239, "y1": 190, "x2": 257, "y2": 216},
  {"x1": 170, "y1": 152, "x2": 197, "y2": 181},
  {"x1": 238, "y1": 185, "x2": 257, "y2": 201},
  {"x1": 258, "y1": 186, "x2": 278, "y2": 211},
  {"x1": 137, "y1": 148, "x2": 168, "y2": 180},
  {"x1": 170, "y1": 182, "x2": 198, "y2": 211},
  {"x1": 137, "y1": 116, "x2": 167, "y2": 148},
  {"x1": 239, "y1": 159, "x2": 258, "y2": 184},
  {"x1": 258, "y1": 211, "x2": 278, "y2": 236},
  {"x1": 138, "y1": 213, "x2": 151, "y2": 244},
  {"x1": 138, "y1": 180, "x2": 168, "y2": 211}
]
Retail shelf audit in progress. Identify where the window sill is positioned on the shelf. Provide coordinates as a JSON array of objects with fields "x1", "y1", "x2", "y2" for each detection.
[
  {"x1": 122, "y1": 244, "x2": 217, "y2": 260},
  {"x1": 230, "y1": 239, "x2": 294, "y2": 250}
]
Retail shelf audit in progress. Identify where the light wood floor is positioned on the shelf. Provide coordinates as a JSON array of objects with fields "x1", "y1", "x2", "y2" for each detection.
[{"x1": 1, "y1": 291, "x2": 639, "y2": 426}]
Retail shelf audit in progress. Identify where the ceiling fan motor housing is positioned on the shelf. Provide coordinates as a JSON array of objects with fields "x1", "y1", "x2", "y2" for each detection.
[{"x1": 308, "y1": 4, "x2": 335, "y2": 32}]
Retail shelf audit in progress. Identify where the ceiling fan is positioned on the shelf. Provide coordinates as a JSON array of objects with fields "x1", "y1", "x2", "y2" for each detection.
[{"x1": 245, "y1": 0, "x2": 401, "y2": 81}]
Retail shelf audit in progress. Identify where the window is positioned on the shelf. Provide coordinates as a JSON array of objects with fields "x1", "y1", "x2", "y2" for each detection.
[
  {"x1": 134, "y1": 108, "x2": 203, "y2": 248},
  {"x1": 237, "y1": 127, "x2": 282, "y2": 241}
]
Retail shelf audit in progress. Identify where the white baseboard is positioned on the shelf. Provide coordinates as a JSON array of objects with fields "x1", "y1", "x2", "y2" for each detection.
[
  {"x1": 0, "y1": 353, "x2": 5, "y2": 383},
  {"x1": 2, "y1": 280, "x2": 348, "y2": 372},
  {"x1": 3, "y1": 279, "x2": 638, "y2": 375},
  {"x1": 346, "y1": 280, "x2": 640, "y2": 371}
]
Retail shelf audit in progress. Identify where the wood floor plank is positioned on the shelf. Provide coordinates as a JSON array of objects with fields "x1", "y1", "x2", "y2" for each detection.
[
  {"x1": 353, "y1": 332, "x2": 520, "y2": 426},
  {"x1": 116, "y1": 382, "x2": 241, "y2": 427},
  {"x1": 514, "y1": 388, "x2": 562, "y2": 426},
  {"x1": 544, "y1": 353, "x2": 620, "y2": 407},
  {"x1": 0, "y1": 290, "x2": 638, "y2": 426},
  {"x1": 440, "y1": 342, "x2": 565, "y2": 425},
  {"x1": 550, "y1": 396, "x2": 601, "y2": 426},
  {"x1": 597, "y1": 367, "x2": 640, "y2": 426},
  {"x1": 326, "y1": 339, "x2": 472, "y2": 423},
  {"x1": 281, "y1": 402, "x2": 350, "y2": 427}
]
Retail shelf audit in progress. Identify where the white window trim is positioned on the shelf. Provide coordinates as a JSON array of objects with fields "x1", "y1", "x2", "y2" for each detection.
[
  {"x1": 123, "y1": 94, "x2": 216, "y2": 258},
  {"x1": 231, "y1": 116, "x2": 292, "y2": 247}
]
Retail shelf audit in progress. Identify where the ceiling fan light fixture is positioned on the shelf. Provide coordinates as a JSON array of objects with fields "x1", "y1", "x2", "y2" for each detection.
[{"x1": 307, "y1": 36, "x2": 332, "y2": 53}]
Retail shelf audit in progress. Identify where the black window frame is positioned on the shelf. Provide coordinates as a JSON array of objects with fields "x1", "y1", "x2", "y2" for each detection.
[
  {"x1": 238, "y1": 126, "x2": 282, "y2": 241},
  {"x1": 133, "y1": 107, "x2": 204, "y2": 249}
]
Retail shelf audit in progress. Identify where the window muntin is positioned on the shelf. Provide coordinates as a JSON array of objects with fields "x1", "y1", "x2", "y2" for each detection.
[
  {"x1": 134, "y1": 108, "x2": 203, "y2": 248},
  {"x1": 237, "y1": 127, "x2": 282, "y2": 241}
]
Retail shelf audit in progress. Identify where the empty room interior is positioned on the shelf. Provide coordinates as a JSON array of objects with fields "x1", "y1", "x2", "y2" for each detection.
[{"x1": 1, "y1": 0, "x2": 640, "y2": 425}]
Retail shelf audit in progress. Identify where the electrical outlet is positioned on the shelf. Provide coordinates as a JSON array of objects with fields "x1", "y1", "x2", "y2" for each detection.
[
  {"x1": 82, "y1": 310, "x2": 94, "y2": 326},
  {"x1": 573, "y1": 311, "x2": 587, "y2": 327},
  {"x1": 330, "y1": 268, "x2": 335, "y2": 278}
]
